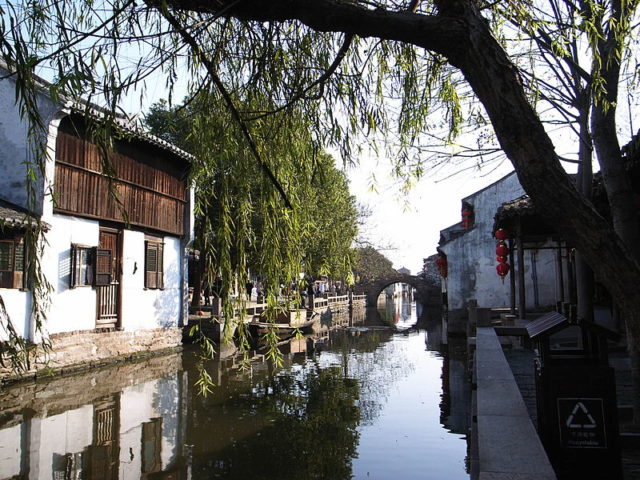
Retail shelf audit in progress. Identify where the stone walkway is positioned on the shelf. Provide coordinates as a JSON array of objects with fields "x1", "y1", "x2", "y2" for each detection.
[{"x1": 504, "y1": 347, "x2": 640, "y2": 480}]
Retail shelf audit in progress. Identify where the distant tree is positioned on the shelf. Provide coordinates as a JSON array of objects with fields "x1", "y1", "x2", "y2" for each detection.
[
  {"x1": 352, "y1": 247, "x2": 396, "y2": 284},
  {"x1": 301, "y1": 152, "x2": 359, "y2": 281}
]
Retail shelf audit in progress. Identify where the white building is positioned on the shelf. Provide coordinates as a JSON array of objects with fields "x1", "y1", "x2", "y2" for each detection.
[
  {"x1": 0, "y1": 65, "x2": 194, "y2": 374},
  {"x1": 438, "y1": 172, "x2": 561, "y2": 332}
]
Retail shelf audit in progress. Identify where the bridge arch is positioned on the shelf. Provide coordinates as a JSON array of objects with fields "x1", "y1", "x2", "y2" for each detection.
[{"x1": 355, "y1": 274, "x2": 439, "y2": 307}]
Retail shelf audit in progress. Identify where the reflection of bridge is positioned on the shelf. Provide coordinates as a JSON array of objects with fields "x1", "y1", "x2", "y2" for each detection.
[{"x1": 355, "y1": 274, "x2": 439, "y2": 307}]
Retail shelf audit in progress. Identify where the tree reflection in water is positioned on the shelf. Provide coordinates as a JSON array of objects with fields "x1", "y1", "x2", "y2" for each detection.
[{"x1": 188, "y1": 360, "x2": 361, "y2": 480}]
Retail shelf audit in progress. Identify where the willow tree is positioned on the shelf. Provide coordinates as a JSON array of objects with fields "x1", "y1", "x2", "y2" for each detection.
[
  {"x1": 143, "y1": 92, "x2": 357, "y2": 367},
  {"x1": 1, "y1": 0, "x2": 640, "y2": 417}
]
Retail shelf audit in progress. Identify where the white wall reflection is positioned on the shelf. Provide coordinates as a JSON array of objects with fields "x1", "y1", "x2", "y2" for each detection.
[{"x1": 0, "y1": 362, "x2": 186, "y2": 480}]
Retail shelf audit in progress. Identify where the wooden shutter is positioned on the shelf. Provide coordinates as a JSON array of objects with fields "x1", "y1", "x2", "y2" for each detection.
[
  {"x1": 70, "y1": 244, "x2": 79, "y2": 288},
  {"x1": 144, "y1": 241, "x2": 164, "y2": 289},
  {"x1": 0, "y1": 240, "x2": 14, "y2": 288},
  {"x1": 145, "y1": 241, "x2": 158, "y2": 289},
  {"x1": 94, "y1": 248, "x2": 112, "y2": 286},
  {"x1": 157, "y1": 242, "x2": 164, "y2": 289}
]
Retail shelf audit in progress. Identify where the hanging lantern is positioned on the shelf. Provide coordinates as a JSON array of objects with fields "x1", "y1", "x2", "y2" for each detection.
[
  {"x1": 495, "y1": 237, "x2": 510, "y2": 283},
  {"x1": 496, "y1": 242, "x2": 510, "y2": 257},
  {"x1": 496, "y1": 262, "x2": 510, "y2": 278},
  {"x1": 494, "y1": 228, "x2": 510, "y2": 241},
  {"x1": 435, "y1": 256, "x2": 448, "y2": 278},
  {"x1": 461, "y1": 208, "x2": 473, "y2": 230}
]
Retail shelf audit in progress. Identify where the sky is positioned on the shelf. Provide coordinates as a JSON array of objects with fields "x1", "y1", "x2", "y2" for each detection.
[{"x1": 345, "y1": 155, "x2": 515, "y2": 273}]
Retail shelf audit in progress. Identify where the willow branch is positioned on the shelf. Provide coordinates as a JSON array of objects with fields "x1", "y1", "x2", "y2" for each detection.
[
  {"x1": 244, "y1": 32, "x2": 355, "y2": 121},
  {"x1": 157, "y1": 5, "x2": 293, "y2": 209}
]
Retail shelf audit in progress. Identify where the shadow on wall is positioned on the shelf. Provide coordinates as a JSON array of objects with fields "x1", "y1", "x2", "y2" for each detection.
[{"x1": 154, "y1": 259, "x2": 181, "y2": 328}]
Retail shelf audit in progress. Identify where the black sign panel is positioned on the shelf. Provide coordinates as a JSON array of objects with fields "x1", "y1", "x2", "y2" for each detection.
[{"x1": 557, "y1": 398, "x2": 607, "y2": 449}]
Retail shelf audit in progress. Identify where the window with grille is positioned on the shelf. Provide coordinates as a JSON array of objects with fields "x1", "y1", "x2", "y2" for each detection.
[
  {"x1": 0, "y1": 235, "x2": 25, "y2": 289},
  {"x1": 70, "y1": 245, "x2": 94, "y2": 287},
  {"x1": 144, "y1": 239, "x2": 164, "y2": 289},
  {"x1": 70, "y1": 245, "x2": 113, "y2": 288}
]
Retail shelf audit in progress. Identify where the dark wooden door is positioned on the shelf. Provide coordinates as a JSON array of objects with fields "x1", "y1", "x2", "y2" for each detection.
[{"x1": 96, "y1": 228, "x2": 121, "y2": 329}]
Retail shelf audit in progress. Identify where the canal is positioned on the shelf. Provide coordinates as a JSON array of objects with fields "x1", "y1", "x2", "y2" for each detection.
[{"x1": 0, "y1": 294, "x2": 470, "y2": 480}]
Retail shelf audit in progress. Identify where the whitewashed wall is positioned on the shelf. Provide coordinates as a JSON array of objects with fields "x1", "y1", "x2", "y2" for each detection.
[
  {"x1": 0, "y1": 289, "x2": 31, "y2": 340},
  {"x1": 120, "y1": 232, "x2": 183, "y2": 331},
  {"x1": 0, "y1": 72, "x2": 62, "y2": 214},
  {"x1": 0, "y1": 424, "x2": 21, "y2": 479},
  {"x1": 440, "y1": 172, "x2": 562, "y2": 312},
  {"x1": 0, "y1": 73, "x2": 63, "y2": 341},
  {"x1": 41, "y1": 214, "x2": 100, "y2": 335}
]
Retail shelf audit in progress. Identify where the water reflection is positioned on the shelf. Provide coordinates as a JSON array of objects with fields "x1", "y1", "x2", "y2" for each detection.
[
  {"x1": 0, "y1": 297, "x2": 469, "y2": 480},
  {"x1": 0, "y1": 355, "x2": 187, "y2": 480}
]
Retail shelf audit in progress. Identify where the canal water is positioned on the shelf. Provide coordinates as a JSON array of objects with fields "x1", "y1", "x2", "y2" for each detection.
[{"x1": 0, "y1": 295, "x2": 469, "y2": 480}]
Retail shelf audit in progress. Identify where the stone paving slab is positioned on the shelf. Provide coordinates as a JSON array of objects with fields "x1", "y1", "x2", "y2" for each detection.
[{"x1": 477, "y1": 414, "x2": 557, "y2": 477}]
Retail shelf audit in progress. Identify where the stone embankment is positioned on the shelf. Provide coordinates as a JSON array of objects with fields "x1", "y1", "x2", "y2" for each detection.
[{"x1": 1, "y1": 327, "x2": 182, "y2": 385}]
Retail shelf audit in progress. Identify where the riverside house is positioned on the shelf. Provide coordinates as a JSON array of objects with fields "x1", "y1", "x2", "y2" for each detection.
[
  {"x1": 438, "y1": 171, "x2": 561, "y2": 335},
  {"x1": 0, "y1": 66, "x2": 194, "y2": 376}
]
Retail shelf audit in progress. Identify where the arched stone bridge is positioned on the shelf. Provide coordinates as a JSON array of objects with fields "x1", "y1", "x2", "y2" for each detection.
[{"x1": 355, "y1": 274, "x2": 440, "y2": 307}]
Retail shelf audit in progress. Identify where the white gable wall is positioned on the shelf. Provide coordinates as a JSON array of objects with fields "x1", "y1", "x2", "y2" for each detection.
[
  {"x1": 440, "y1": 172, "x2": 561, "y2": 312},
  {"x1": 0, "y1": 74, "x2": 62, "y2": 214}
]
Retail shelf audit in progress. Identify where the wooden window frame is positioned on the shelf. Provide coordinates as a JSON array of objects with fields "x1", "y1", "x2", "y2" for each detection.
[
  {"x1": 144, "y1": 237, "x2": 164, "y2": 290},
  {"x1": 70, "y1": 244, "x2": 95, "y2": 288},
  {"x1": 0, "y1": 235, "x2": 25, "y2": 289},
  {"x1": 70, "y1": 244, "x2": 114, "y2": 288}
]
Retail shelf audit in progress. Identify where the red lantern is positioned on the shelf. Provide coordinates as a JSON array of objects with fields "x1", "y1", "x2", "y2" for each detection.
[
  {"x1": 496, "y1": 255, "x2": 508, "y2": 263},
  {"x1": 461, "y1": 208, "x2": 473, "y2": 230},
  {"x1": 435, "y1": 256, "x2": 448, "y2": 278},
  {"x1": 496, "y1": 242, "x2": 510, "y2": 257},
  {"x1": 496, "y1": 262, "x2": 510, "y2": 277},
  {"x1": 494, "y1": 228, "x2": 509, "y2": 240}
]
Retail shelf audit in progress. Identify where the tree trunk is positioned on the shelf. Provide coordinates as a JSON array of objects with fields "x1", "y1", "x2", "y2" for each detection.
[
  {"x1": 449, "y1": 3, "x2": 640, "y2": 426},
  {"x1": 191, "y1": 254, "x2": 204, "y2": 309},
  {"x1": 575, "y1": 105, "x2": 594, "y2": 323}
]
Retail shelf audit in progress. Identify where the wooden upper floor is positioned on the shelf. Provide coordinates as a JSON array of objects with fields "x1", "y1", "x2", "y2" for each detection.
[{"x1": 53, "y1": 115, "x2": 190, "y2": 236}]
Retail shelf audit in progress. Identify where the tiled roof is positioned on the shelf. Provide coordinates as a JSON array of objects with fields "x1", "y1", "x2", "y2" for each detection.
[
  {"x1": 496, "y1": 194, "x2": 535, "y2": 218},
  {"x1": 71, "y1": 106, "x2": 195, "y2": 163},
  {"x1": 492, "y1": 194, "x2": 539, "y2": 234},
  {"x1": 0, "y1": 199, "x2": 48, "y2": 230}
]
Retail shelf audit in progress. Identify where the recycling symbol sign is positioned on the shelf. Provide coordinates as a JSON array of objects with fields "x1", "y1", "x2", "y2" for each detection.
[{"x1": 557, "y1": 398, "x2": 607, "y2": 449}]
